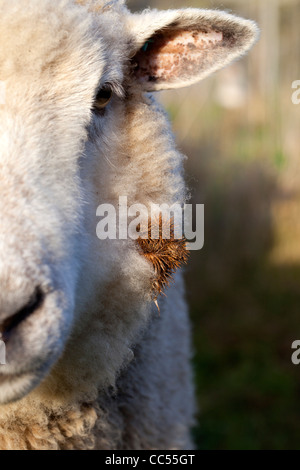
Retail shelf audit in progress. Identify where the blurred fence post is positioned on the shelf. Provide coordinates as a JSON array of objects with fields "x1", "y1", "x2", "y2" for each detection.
[{"x1": 258, "y1": 0, "x2": 280, "y2": 107}]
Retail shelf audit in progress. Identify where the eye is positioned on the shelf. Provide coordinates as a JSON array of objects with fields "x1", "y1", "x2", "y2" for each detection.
[{"x1": 93, "y1": 85, "x2": 113, "y2": 112}]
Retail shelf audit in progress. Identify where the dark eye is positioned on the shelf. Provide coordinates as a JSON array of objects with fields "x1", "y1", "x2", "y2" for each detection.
[{"x1": 93, "y1": 86, "x2": 113, "y2": 112}]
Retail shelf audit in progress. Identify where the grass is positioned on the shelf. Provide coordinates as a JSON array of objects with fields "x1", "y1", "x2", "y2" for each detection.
[{"x1": 189, "y1": 261, "x2": 300, "y2": 450}]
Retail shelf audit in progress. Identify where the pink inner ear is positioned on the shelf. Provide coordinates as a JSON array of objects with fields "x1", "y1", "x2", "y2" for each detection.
[{"x1": 135, "y1": 30, "x2": 223, "y2": 85}]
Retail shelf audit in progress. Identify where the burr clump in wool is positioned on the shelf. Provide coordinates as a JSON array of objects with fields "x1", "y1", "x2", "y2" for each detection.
[{"x1": 137, "y1": 217, "x2": 189, "y2": 297}]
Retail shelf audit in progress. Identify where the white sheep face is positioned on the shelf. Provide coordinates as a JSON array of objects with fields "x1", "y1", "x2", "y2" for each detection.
[{"x1": 0, "y1": 0, "x2": 258, "y2": 404}]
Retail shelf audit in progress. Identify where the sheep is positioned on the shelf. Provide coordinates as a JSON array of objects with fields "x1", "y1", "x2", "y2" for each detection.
[{"x1": 0, "y1": 0, "x2": 259, "y2": 450}]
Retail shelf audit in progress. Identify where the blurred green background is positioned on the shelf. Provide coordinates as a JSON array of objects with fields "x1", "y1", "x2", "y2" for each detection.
[{"x1": 128, "y1": 0, "x2": 300, "y2": 450}]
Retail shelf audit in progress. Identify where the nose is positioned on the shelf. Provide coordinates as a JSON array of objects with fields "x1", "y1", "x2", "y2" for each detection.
[{"x1": 0, "y1": 287, "x2": 45, "y2": 341}]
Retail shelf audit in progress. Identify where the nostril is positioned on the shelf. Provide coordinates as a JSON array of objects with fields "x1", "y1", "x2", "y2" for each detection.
[{"x1": 0, "y1": 287, "x2": 45, "y2": 339}]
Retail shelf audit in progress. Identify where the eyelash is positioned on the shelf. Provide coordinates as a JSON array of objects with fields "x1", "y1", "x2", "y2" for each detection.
[{"x1": 92, "y1": 85, "x2": 113, "y2": 114}]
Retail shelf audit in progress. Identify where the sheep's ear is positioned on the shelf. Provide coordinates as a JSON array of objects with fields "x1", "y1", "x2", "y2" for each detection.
[{"x1": 128, "y1": 9, "x2": 259, "y2": 92}]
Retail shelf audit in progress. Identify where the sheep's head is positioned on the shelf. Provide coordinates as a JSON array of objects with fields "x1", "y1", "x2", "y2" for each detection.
[{"x1": 0, "y1": 0, "x2": 258, "y2": 404}]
